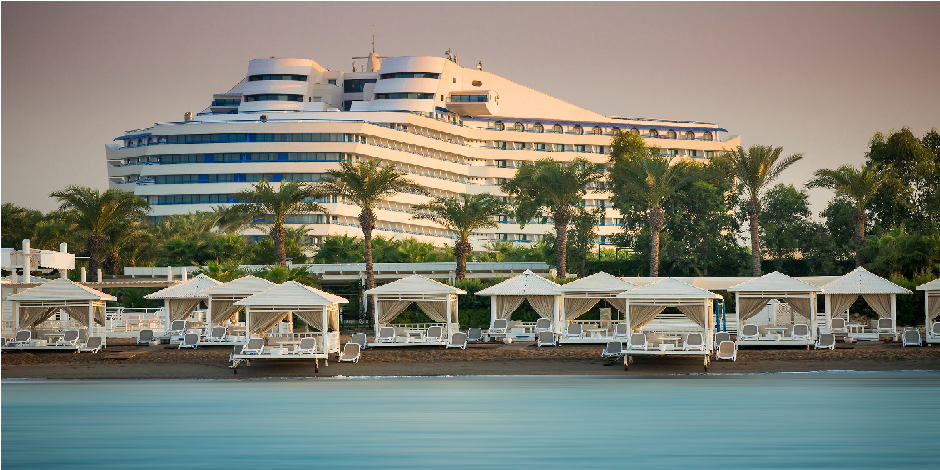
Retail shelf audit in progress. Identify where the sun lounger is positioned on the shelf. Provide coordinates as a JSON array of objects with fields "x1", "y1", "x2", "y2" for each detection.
[
  {"x1": 137, "y1": 329, "x2": 155, "y2": 345},
  {"x1": 739, "y1": 324, "x2": 759, "y2": 341},
  {"x1": 467, "y1": 328, "x2": 483, "y2": 342},
  {"x1": 815, "y1": 333, "x2": 836, "y2": 350},
  {"x1": 901, "y1": 328, "x2": 922, "y2": 347},
  {"x1": 683, "y1": 333, "x2": 704, "y2": 351},
  {"x1": 179, "y1": 333, "x2": 199, "y2": 349},
  {"x1": 714, "y1": 332, "x2": 731, "y2": 349},
  {"x1": 338, "y1": 342, "x2": 361, "y2": 363},
  {"x1": 612, "y1": 323, "x2": 629, "y2": 340},
  {"x1": 241, "y1": 338, "x2": 265, "y2": 355},
  {"x1": 488, "y1": 319, "x2": 509, "y2": 335},
  {"x1": 791, "y1": 324, "x2": 811, "y2": 341},
  {"x1": 627, "y1": 333, "x2": 648, "y2": 351},
  {"x1": 350, "y1": 332, "x2": 368, "y2": 349},
  {"x1": 830, "y1": 318, "x2": 847, "y2": 334},
  {"x1": 206, "y1": 326, "x2": 227, "y2": 342},
  {"x1": 601, "y1": 341, "x2": 624, "y2": 358},
  {"x1": 78, "y1": 336, "x2": 103, "y2": 354},
  {"x1": 716, "y1": 340, "x2": 737, "y2": 361},
  {"x1": 931, "y1": 322, "x2": 940, "y2": 339},
  {"x1": 425, "y1": 325, "x2": 444, "y2": 343},
  {"x1": 292, "y1": 337, "x2": 317, "y2": 355},
  {"x1": 55, "y1": 330, "x2": 80, "y2": 346},
  {"x1": 535, "y1": 318, "x2": 552, "y2": 334},
  {"x1": 537, "y1": 331, "x2": 556, "y2": 347},
  {"x1": 376, "y1": 326, "x2": 397, "y2": 343},
  {"x1": 563, "y1": 323, "x2": 583, "y2": 340},
  {"x1": 446, "y1": 332, "x2": 468, "y2": 349},
  {"x1": 166, "y1": 320, "x2": 186, "y2": 336},
  {"x1": 8, "y1": 330, "x2": 31, "y2": 346},
  {"x1": 877, "y1": 318, "x2": 895, "y2": 335}
]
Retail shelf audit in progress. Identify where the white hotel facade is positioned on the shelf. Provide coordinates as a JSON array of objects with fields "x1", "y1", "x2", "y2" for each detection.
[{"x1": 106, "y1": 52, "x2": 740, "y2": 249}]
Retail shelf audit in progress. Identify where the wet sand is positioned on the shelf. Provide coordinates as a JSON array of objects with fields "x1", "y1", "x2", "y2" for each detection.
[{"x1": 3, "y1": 336, "x2": 939, "y2": 379}]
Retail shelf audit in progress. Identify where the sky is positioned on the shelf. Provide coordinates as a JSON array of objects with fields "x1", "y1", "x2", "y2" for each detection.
[{"x1": 2, "y1": 2, "x2": 939, "y2": 216}]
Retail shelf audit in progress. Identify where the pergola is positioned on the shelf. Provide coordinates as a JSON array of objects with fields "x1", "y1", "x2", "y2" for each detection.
[
  {"x1": 727, "y1": 271, "x2": 822, "y2": 345},
  {"x1": 6, "y1": 278, "x2": 115, "y2": 340},
  {"x1": 821, "y1": 267, "x2": 911, "y2": 340},
  {"x1": 235, "y1": 281, "x2": 347, "y2": 349},
  {"x1": 916, "y1": 278, "x2": 940, "y2": 344},
  {"x1": 198, "y1": 275, "x2": 277, "y2": 328},
  {"x1": 365, "y1": 275, "x2": 466, "y2": 341},
  {"x1": 144, "y1": 273, "x2": 222, "y2": 332},
  {"x1": 475, "y1": 269, "x2": 560, "y2": 329},
  {"x1": 552, "y1": 272, "x2": 638, "y2": 334}
]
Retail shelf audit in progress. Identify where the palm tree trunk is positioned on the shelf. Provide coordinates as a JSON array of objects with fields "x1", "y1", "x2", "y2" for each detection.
[
  {"x1": 579, "y1": 252, "x2": 587, "y2": 278},
  {"x1": 454, "y1": 238, "x2": 471, "y2": 280},
  {"x1": 86, "y1": 231, "x2": 107, "y2": 278},
  {"x1": 747, "y1": 195, "x2": 762, "y2": 277},
  {"x1": 554, "y1": 206, "x2": 572, "y2": 278},
  {"x1": 649, "y1": 208, "x2": 664, "y2": 277},
  {"x1": 360, "y1": 208, "x2": 377, "y2": 322},
  {"x1": 272, "y1": 224, "x2": 287, "y2": 266},
  {"x1": 853, "y1": 208, "x2": 867, "y2": 267}
]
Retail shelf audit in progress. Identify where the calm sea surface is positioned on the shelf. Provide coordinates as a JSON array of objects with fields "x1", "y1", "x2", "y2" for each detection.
[{"x1": 3, "y1": 372, "x2": 939, "y2": 469}]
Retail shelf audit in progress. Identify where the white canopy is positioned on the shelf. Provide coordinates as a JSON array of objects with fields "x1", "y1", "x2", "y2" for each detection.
[
  {"x1": 820, "y1": 267, "x2": 912, "y2": 330},
  {"x1": 235, "y1": 281, "x2": 347, "y2": 335},
  {"x1": 727, "y1": 271, "x2": 820, "y2": 327},
  {"x1": 551, "y1": 272, "x2": 639, "y2": 333},
  {"x1": 616, "y1": 278, "x2": 720, "y2": 334},
  {"x1": 476, "y1": 269, "x2": 560, "y2": 322},
  {"x1": 198, "y1": 275, "x2": 277, "y2": 326},
  {"x1": 917, "y1": 278, "x2": 940, "y2": 325},
  {"x1": 365, "y1": 275, "x2": 465, "y2": 339},
  {"x1": 145, "y1": 273, "x2": 220, "y2": 299},
  {"x1": 6, "y1": 278, "x2": 114, "y2": 331}
]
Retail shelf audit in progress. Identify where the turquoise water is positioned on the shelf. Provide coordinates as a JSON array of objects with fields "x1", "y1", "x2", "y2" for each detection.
[{"x1": 3, "y1": 373, "x2": 939, "y2": 469}]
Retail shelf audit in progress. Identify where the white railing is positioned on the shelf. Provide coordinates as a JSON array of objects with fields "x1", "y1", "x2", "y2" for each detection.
[{"x1": 106, "y1": 307, "x2": 166, "y2": 332}]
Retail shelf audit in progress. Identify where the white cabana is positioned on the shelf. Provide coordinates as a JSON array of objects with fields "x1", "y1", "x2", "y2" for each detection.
[
  {"x1": 198, "y1": 275, "x2": 277, "y2": 330},
  {"x1": 917, "y1": 278, "x2": 940, "y2": 345},
  {"x1": 727, "y1": 271, "x2": 822, "y2": 347},
  {"x1": 5, "y1": 278, "x2": 115, "y2": 347},
  {"x1": 616, "y1": 278, "x2": 722, "y2": 370},
  {"x1": 364, "y1": 275, "x2": 466, "y2": 345},
  {"x1": 234, "y1": 281, "x2": 346, "y2": 345},
  {"x1": 553, "y1": 272, "x2": 638, "y2": 338},
  {"x1": 145, "y1": 273, "x2": 222, "y2": 333},
  {"x1": 821, "y1": 267, "x2": 911, "y2": 341},
  {"x1": 476, "y1": 269, "x2": 560, "y2": 336}
]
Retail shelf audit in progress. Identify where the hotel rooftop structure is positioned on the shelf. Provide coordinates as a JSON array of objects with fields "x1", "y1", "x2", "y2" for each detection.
[{"x1": 106, "y1": 51, "x2": 740, "y2": 249}]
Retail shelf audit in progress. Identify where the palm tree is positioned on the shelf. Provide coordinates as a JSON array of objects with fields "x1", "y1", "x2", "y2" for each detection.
[
  {"x1": 714, "y1": 145, "x2": 803, "y2": 276},
  {"x1": 412, "y1": 193, "x2": 507, "y2": 279},
  {"x1": 806, "y1": 163, "x2": 890, "y2": 266},
  {"x1": 500, "y1": 158, "x2": 603, "y2": 277},
  {"x1": 50, "y1": 185, "x2": 150, "y2": 276},
  {"x1": 318, "y1": 159, "x2": 427, "y2": 311},
  {"x1": 233, "y1": 180, "x2": 325, "y2": 266},
  {"x1": 608, "y1": 138, "x2": 698, "y2": 276}
]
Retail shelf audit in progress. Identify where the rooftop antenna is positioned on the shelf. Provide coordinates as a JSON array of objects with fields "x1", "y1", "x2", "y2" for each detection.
[
  {"x1": 352, "y1": 25, "x2": 387, "y2": 72},
  {"x1": 372, "y1": 25, "x2": 375, "y2": 54}
]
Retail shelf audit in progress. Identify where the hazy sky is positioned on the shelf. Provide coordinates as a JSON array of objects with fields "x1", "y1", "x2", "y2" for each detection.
[{"x1": 2, "y1": 2, "x2": 938, "y2": 215}]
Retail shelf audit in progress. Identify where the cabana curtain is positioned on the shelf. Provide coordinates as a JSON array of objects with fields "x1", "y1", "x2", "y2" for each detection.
[
  {"x1": 786, "y1": 297, "x2": 813, "y2": 321},
  {"x1": 168, "y1": 299, "x2": 202, "y2": 322},
  {"x1": 737, "y1": 297, "x2": 771, "y2": 322},
  {"x1": 862, "y1": 294, "x2": 893, "y2": 319},
  {"x1": 526, "y1": 296, "x2": 555, "y2": 319},
  {"x1": 211, "y1": 300, "x2": 240, "y2": 324},
  {"x1": 564, "y1": 298, "x2": 599, "y2": 321},
  {"x1": 928, "y1": 295, "x2": 940, "y2": 323},
  {"x1": 20, "y1": 307, "x2": 58, "y2": 329},
  {"x1": 677, "y1": 305, "x2": 708, "y2": 329},
  {"x1": 294, "y1": 310, "x2": 337, "y2": 332},
  {"x1": 377, "y1": 300, "x2": 411, "y2": 324},
  {"x1": 629, "y1": 305, "x2": 666, "y2": 329},
  {"x1": 606, "y1": 298, "x2": 628, "y2": 315},
  {"x1": 493, "y1": 296, "x2": 525, "y2": 320},
  {"x1": 249, "y1": 311, "x2": 290, "y2": 334},
  {"x1": 828, "y1": 294, "x2": 859, "y2": 319},
  {"x1": 61, "y1": 305, "x2": 106, "y2": 327},
  {"x1": 416, "y1": 301, "x2": 453, "y2": 323}
]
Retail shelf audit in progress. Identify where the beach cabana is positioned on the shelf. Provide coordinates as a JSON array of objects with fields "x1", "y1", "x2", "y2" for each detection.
[
  {"x1": 553, "y1": 272, "x2": 638, "y2": 341},
  {"x1": 475, "y1": 269, "x2": 560, "y2": 341},
  {"x1": 364, "y1": 275, "x2": 465, "y2": 346},
  {"x1": 821, "y1": 267, "x2": 911, "y2": 341},
  {"x1": 235, "y1": 281, "x2": 346, "y2": 347},
  {"x1": 727, "y1": 271, "x2": 822, "y2": 347},
  {"x1": 917, "y1": 278, "x2": 940, "y2": 345},
  {"x1": 616, "y1": 278, "x2": 722, "y2": 370},
  {"x1": 3, "y1": 278, "x2": 115, "y2": 349},
  {"x1": 198, "y1": 275, "x2": 276, "y2": 333},
  {"x1": 145, "y1": 273, "x2": 222, "y2": 335}
]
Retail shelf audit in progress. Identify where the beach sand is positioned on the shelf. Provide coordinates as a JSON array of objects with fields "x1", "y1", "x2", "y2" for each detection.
[{"x1": 3, "y1": 335, "x2": 939, "y2": 379}]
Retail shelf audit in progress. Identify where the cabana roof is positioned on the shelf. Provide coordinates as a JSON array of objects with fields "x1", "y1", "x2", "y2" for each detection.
[
  {"x1": 6, "y1": 278, "x2": 116, "y2": 301},
  {"x1": 727, "y1": 271, "x2": 822, "y2": 293},
  {"x1": 198, "y1": 275, "x2": 276, "y2": 297},
  {"x1": 476, "y1": 269, "x2": 559, "y2": 296},
  {"x1": 617, "y1": 278, "x2": 721, "y2": 300},
  {"x1": 821, "y1": 267, "x2": 911, "y2": 295},
  {"x1": 916, "y1": 278, "x2": 940, "y2": 292},
  {"x1": 554, "y1": 272, "x2": 638, "y2": 294},
  {"x1": 365, "y1": 275, "x2": 466, "y2": 295},
  {"x1": 235, "y1": 281, "x2": 348, "y2": 306},
  {"x1": 145, "y1": 273, "x2": 220, "y2": 299}
]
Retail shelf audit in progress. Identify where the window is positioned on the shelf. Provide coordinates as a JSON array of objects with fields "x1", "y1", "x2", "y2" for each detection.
[
  {"x1": 552, "y1": 124, "x2": 563, "y2": 134},
  {"x1": 574, "y1": 144, "x2": 586, "y2": 152},
  {"x1": 243, "y1": 94, "x2": 303, "y2": 102},
  {"x1": 649, "y1": 129, "x2": 660, "y2": 138},
  {"x1": 685, "y1": 131, "x2": 695, "y2": 140},
  {"x1": 328, "y1": 79, "x2": 337, "y2": 85},
  {"x1": 471, "y1": 80, "x2": 482, "y2": 86},
  {"x1": 573, "y1": 125, "x2": 584, "y2": 135},
  {"x1": 535, "y1": 143, "x2": 547, "y2": 151},
  {"x1": 497, "y1": 215, "x2": 509, "y2": 223},
  {"x1": 495, "y1": 141, "x2": 508, "y2": 149},
  {"x1": 496, "y1": 178, "x2": 507, "y2": 185},
  {"x1": 667, "y1": 130, "x2": 677, "y2": 139},
  {"x1": 374, "y1": 92, "x2": 434, "y2": 100},
  {"x1": 703, "y1": 131, "x2": 714, "y2": 141},
  {"x1": 248, "y1": 74, "x2": 308, "y2": 82},
  {"x1": 380, "y1": 72, "x2": 441, "y2": 79},
  {"x1": 533, "y1": 123, "x2": 543, "y2": 133},
  {"x1": 343, "y1": 79, "x2": 376, "y2": 93},
  {"x1": 611, "y1": 127, "x2": 620, "y2": 134},
  {"x1": 211, "y1": 99, "x2": 240, "y2": 107},
  {"x1": 342, "y1": 100, "x2": 359, "y2": 111},
  {"x1": 513, "y1": 122, "x2": 524, "y2": 132},
  {"x1": 450, "y1": 94, "x2": 488, "y2": 102},
  {"x1": 553, "y1": 143, "x2": 564, "y2": 152},
  {"x1": 513, "y1": 142, "x2": 525, "y2": 150},
  {"x1": 494, "y1": 121, "x2": 505, "y2": 131},
  {"x1": 630, "y1": 127, "x2": 640, "y2": 135},
  {"x1": 593, "y1": 145, "x2": 604, "y2": 153},
  {"x1": 592, "y1": 126, "x2": 603, "y2": 135}
]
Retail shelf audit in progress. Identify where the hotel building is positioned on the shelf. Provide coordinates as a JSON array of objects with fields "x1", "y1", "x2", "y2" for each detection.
[{"x1": 106, "y1": 52, "x2": 740, "y2": 249}]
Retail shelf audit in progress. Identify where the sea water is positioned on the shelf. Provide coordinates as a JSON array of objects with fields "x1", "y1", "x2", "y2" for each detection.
[{"x1": 2, "y1": 372, "x2": 939, "y2": 469}]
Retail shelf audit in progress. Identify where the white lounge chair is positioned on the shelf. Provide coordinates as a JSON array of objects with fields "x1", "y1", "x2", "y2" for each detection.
[
  {"x1": 166, "y1": 320, "x2": 186, "y2": 336},
  {"x1": 537, "y1": 331, "x2": 556, "y2": 347},
  {"x1": 627, "y1": 333, "x2": 647, "y2": 351},
  {"x1": 488, "y1": 319, "x2": 509, "y2": 335},
  {"x1": 425, "y1": 325, "x2": 444, "y2": 343},
  {"x1": 791, "y1": 324, "x2": 811, "y2": 341},
  {"x1": 375, "y1": 327, "x2": 397, "y2": 343},
  {"x1": 350, "y1": 332, "x2": 368, "y2": 349},
  {"x1": 467, "y1": 328, "x2": 483, "y2": 342},
  {"x1": 137, "y1": 329, "x2": 155, "y2": 345},
  {"x1": 830, "y1": 318, "x2": 847, "y2": 334},
  {"x1": 292, "y1": 337, "x2": 317, "y2": 355},
  {"x1": 815, "y1": 333, "x2": 836, "y2": 350},
  {"x1": 739, "y1": 324, "x2": 759, "y2": 341},
  {"x1": 206, "y1": 326, "x2": 227, "y2": 342},
  {"x1": 338, "y1": 342, "x2": 361, "y2": 363},
  {"x1": 446, "y1": 332, "x2": 468, "y2": 349},
  {"x1": 241, "y1": 338, "x2": 265, "y2": 355},
  {"x1": 78, "y1": 336, "x2": 103, "y2": 354},
  {"x1": 612, "y1": 323, "x2": 629, "y2": 340},
  {"x1": 930, "y1": 322, "x2": 940, "y2": 339},
  {"x1": 901, "y1": 328, "x2": 922, "y2": 347},
  {"x1": 716, "y1": 341, "x2": 737, "y2": 361},
  {"x1": 601, "y1": 341, "x2": 624, "y2": 358},
  {"x1": 9, "y1": 330, "x2": 31, "y2": 346},
  {"x1": 683, "y1": 333, "x2": 704, "y2": 351},
  {"x1": 563, "y1": 323, "x2": 583, "y2": 340},
  {"x1": 535, "y1": 318, "x2": 552, "y2": 334},
  {"x1": 55, "y1": 330, "x2": 80, "y2": 346},
  {"x1": 179, "y1": 333, "x2": 199, "y2": 349},
  {"x1": 877, "y1": 318, "x2": 895, "y2": 335},
  {"x1": 714, "y1": 332, "x2": 731, "y2": 349}
]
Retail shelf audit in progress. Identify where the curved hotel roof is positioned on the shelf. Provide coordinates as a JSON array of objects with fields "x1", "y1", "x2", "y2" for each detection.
[{"x1": 107, "y1": 51, "x2": 741, "y2": 249}]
